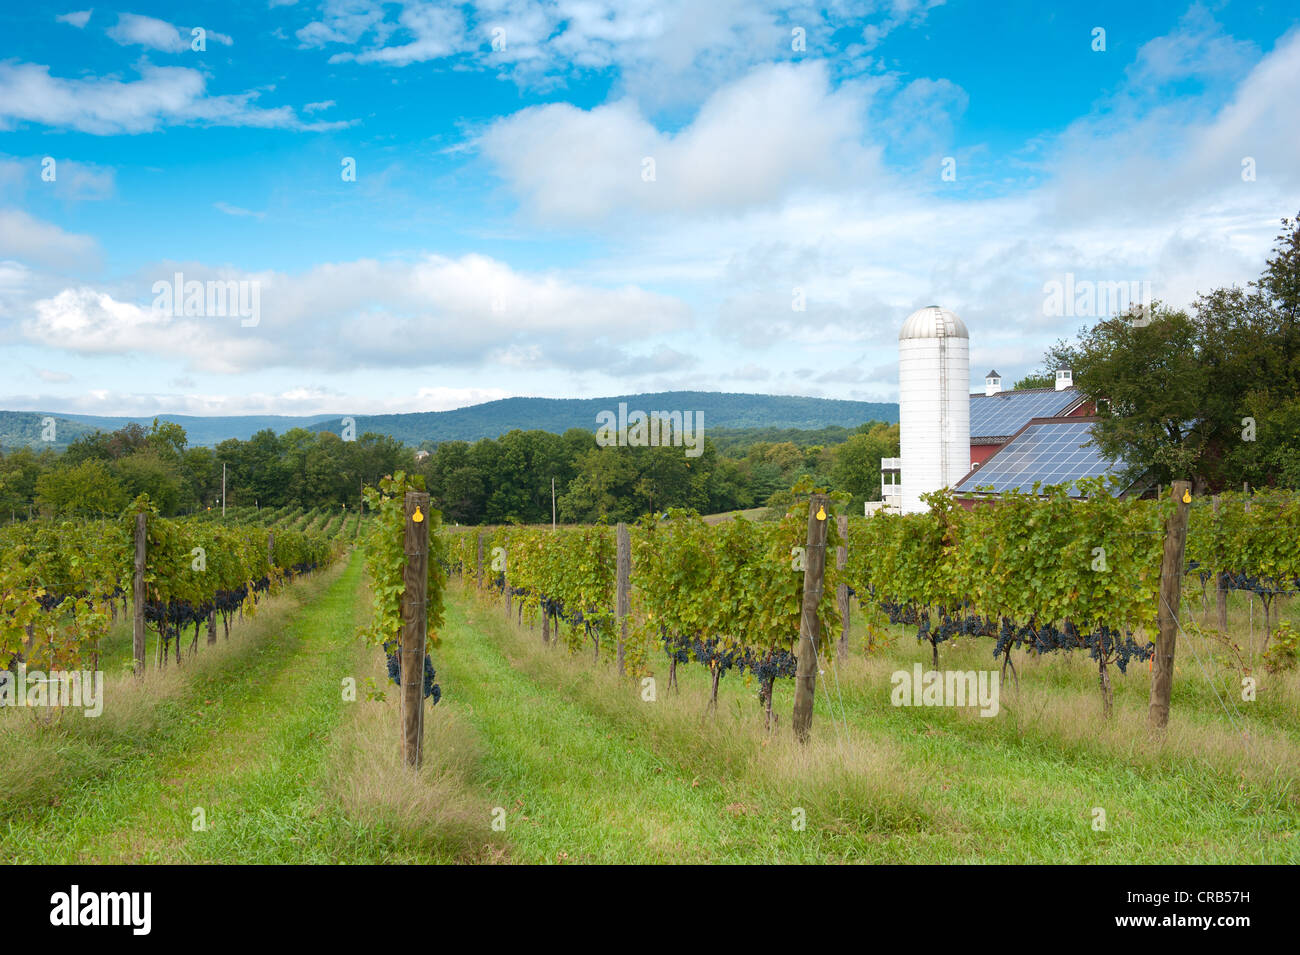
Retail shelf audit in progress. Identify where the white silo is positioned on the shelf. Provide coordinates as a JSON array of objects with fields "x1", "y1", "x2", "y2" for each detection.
[{"x1": 898, "y1": 305, "x2": 970, "y2": 514}]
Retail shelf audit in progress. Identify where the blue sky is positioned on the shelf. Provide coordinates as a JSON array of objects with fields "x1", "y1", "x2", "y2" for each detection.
[{"x1": 1, "y1": 0, "x2": 1297, "y2": 417}]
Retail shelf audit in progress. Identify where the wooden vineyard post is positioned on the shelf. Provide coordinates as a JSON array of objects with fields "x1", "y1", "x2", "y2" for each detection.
[
  {"x1": 1213, "y1": 496, "x2": 1228, "y2": 632},
  {"x1": 476, "y1": 533, "x2": 485, "y2": 590},
  {"x1": 207, "y1": 610, "x2": 217, "y2": 646},
  {"x1": 1149, "y1": 480, "x2": 1192, "y2": 730},
  {"x1": 836, "y1": 514, "x2": 849, "y2": 662},
  {"x1": 503, "y1": 546, "x2": 511, "y2": 620},
  {"x1": 133, "y1": 512, "x2": 147, "y2": 677},
  {"x1": 792, "y1": 494, "x2": 829, "y2": 743},
  {"x1": 267, "y1": 532, "x2": 275, "y2": 572},
  {"x1": 400, "y1": 491, "x2": 430, "y2": 768},
  {"x1": 616, "y1": 522, "x2": 631, "y2": 675}
]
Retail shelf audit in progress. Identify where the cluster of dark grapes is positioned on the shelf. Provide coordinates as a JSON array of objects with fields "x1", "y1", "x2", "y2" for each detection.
[
  {"x1": 1083, "y1": 625, "x2": 1152, "y2": 673},
  {"x1": 35, "y1": 590, "x2": 83, "y2": 611},
  {"x1": 660, "y1": 630, "x2": 691, "y2": 664},
  {"x1": 683, "y1": 635, "x2": 749, "y2": 674},
  {"x1": 931, "y1": 611, "x2": 998, "y2": 643},
  {"x1": 660, "y1": 631, "x2": 797, "y2": 682},
  {"x1": 383, "y1": 640, "x2": 442, "y2": 703},
  {"x1": 878, "y1": 600, "x2": 922, "y2": 625},
  {"x1": 35, "y1": 584, "x2": 125, "y2": 612},
  {"x1": 994, "y1": 616, "x2": 1017, "y2": 659},
  {"x1": 141, "y1": 561, "x2": 320, "y2": 631},
  {"x1": 991, "y1": 617, "x2": 1151, "y2": 672},
  {"x1": 517, "y1": 589, "x2": 607, "y2": 641},
  {"x1": 746, "y1": 648, "x2": 799, "y2": 683},
  {"x1": 1222, "y1": 571, "x2": 1300, "y2": 596}
]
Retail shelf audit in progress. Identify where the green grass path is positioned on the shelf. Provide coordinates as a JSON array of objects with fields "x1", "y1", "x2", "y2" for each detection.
[
  {"x1": 0, "y1": 554, "x2": 379, "y2": 863},
  {"x1": 435, "y1": 596, "x2": 805, "y2": 863}
]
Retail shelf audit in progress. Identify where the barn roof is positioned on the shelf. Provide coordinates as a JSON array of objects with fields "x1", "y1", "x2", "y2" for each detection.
[
  {"x1": 969, "y1": 387, "x2": 1085, "y2": 444},
  {"x1": 954, "y1": 416, "x2": 1133, "y2": 498}
]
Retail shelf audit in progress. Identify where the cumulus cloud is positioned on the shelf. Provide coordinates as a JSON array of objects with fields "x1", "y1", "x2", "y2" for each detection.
[
  {"x1": 0, "y1": 62, "x2": 350, "y2": 135},
  {"x1": 328, "y1": 2, "x2": 465, "y2": 65},
  {"x1": 293, "y1": 0, "x2": 947, "y2": 105},
  {"x1": 0, "y1": 384, "x2": 516, "y2": 417},
  {"x1": 107, "y1": 13, "x2": 233, "y2": 52},
  {"x1": 0, "y1": 210, "x2": 100, "y2": 270},
  {"x1": 56, "y1": 10, "x2": 93, "y2": 29},
  {"x1": 0, "y1": 156, "x2": 115, "y2": 200},
  {"x1": 14, "y1": 254, "x2": 693, "y2": 375},
  {"x1": 1045, "y1": 14, "x2": 1300, "y2": 227},
  {"x1": 481, "y1": 61, "x2": 881, "y2": 224}
]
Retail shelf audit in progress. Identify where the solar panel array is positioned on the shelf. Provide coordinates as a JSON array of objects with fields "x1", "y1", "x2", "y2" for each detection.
[
  {"x1": 954, "y1": 419, "x2": 1123, "y2": 496},
  {"x1": 969, "y1": 389, "x2": 1078, "y2": 439}
]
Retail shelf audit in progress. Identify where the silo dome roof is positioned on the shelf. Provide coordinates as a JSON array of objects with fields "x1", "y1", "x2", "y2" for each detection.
[{"x1": 899, "y1": 305, "x2": 968, "y2": 340}]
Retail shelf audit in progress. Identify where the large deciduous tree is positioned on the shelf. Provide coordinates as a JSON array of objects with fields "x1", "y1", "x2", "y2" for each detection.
[{"x1": 1047, "y1": 212, "x2": 1300, "y2": 492}]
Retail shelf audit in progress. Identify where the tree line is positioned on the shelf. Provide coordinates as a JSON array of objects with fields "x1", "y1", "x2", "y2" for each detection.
[{"x1": 0, "y1": 417, "x2": 900, "y2": 524}]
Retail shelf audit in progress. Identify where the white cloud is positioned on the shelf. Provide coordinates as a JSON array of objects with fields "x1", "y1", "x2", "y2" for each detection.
[
  {"x1": 293, "y1": 1, "x2": 948, "y2": 106},
  {"x1": 329, "y1": 2, "x2": 465, "y2": 65},
  {"x1": 214, "y1": 201, "x2": 266, "y2": 219},
  {"x1": 0, "y1": 62, "x2": 350, "y2": 134},
  {"x1": 56, "y1": 10, "x2": 93, "y2": 29},
  {"x1": 107, "y1": 13, "x2": 233, "y2": 52},
  {"x1": 0, "y1": 156, "x2": 115, "y2": 200},
  {"x1": 481, "y1": 61, "x2": 881, "y2": 224},
  {"x1": 14, "y1": 254, "x2": 692, "y2": 375},
  {"x1": 858, "y1": 0, "x2": 946, "y2": 51},
  {"x1": 296, "y1": 0, "x2": 390, "y2": 47},
  {"x1": 0, "y1": 384, "x2": 516, "y2": 418},
  {"x1": 0, "y1": 209, "x2": 100, "y2": 269}
]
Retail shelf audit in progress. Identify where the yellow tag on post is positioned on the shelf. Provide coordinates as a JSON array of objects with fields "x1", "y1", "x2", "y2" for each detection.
[
  {"x1": 816, "y1": 505, "x2": 826, "y2": 521},
  {"x1": 413, "y1": 506, "x2": 425, "y2": 523},
  {"x1": 1182, "y1": 489, "x2": 1191, "y2": 504}
]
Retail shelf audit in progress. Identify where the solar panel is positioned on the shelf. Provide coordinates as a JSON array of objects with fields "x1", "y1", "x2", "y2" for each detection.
[
  {"x1": 969, "y1": 389, "x2": 1078, "y2": 439},
  {"x1": 954, "y1": 419, "x2": 1123, "y2": 496}
]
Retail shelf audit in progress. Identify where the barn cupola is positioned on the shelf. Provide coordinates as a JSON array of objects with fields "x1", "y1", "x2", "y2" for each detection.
[
  {"x1": 1055, "y1": 366, "x2": 1073, "y2": 391},
  {"x1": 984, "y1": 370, "x2": 1002, "y2": 396}
]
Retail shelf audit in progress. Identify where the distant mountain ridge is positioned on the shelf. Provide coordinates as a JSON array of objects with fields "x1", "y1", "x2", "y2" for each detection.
[{"x1": 0, "y1": 392, "x2": 898, "y2": 451}]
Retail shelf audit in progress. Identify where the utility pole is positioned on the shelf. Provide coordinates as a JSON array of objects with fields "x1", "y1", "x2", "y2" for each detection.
[
  {"x1": 552, "y1": 477, "x2": 556, "y2": 530},
  {"x1": 221, "y1": 462, "x2": 226, "y2": 517}
]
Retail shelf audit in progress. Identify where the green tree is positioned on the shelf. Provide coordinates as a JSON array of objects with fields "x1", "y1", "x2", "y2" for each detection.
[
  {"x1": 1046, "y1": 213, "x2": 1300, "y2": 490},
  {"x1": 35, "y1": 459, "x2": 128, "y2": 516},
  {"x1": 1013, "y1": 373, "x2": 1055, "y2": 390},
  {"x1": 113, "y1": 452, "x2": 185, "y2": 514},
  {"x1": 831, "y1": 422, "x2": 900, "y2": 507}
]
